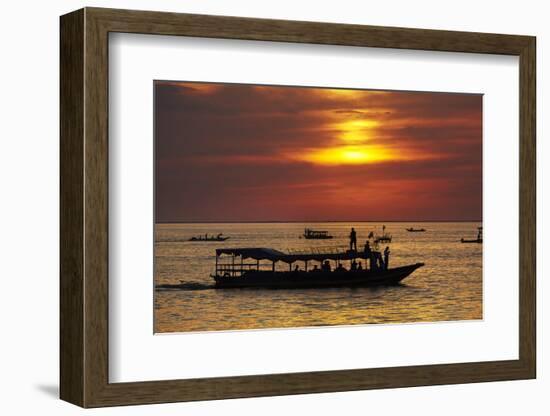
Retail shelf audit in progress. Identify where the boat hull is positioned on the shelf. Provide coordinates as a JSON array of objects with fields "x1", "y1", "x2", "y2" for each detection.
[
  {"x1": 460, "y1": 238, "x2": 482, "y2": 243},
  {"x1": 189, "y1": 237, "x2": 230, "y2": 242},
  {"x1": 213, "y1": 263, "x2": 424, "y2": 289}
]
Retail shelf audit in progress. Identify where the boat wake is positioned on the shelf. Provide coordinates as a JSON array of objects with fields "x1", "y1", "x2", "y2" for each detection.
[
  {"x1": 156, "y1": 238, "x2": 203, "y2": 243},
  {"x1": 155, "y1": 282, "x2": 215, "y2": 291}
]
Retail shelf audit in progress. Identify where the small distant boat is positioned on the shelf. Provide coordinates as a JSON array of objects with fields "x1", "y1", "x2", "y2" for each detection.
[
  {"x1": 189, "y1": 233, "x2": 230, "y2": 242},
  {"x1": 406, "y1": 228, "x2": 426, "y2": 232},
  {"x1": 373, "y1": 225, "x2": 392, "y2": 243},
  {"x1": 303, "y1": 228, "x2": 333, "y2": 240},
  {"x1": 461, "y1": 227, "x2": 482, "y2": 244}
]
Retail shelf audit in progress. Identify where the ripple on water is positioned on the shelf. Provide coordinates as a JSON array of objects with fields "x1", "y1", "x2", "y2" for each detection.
[{"x1": 154, "y1": 222, "x2": 482, "y2": 332}]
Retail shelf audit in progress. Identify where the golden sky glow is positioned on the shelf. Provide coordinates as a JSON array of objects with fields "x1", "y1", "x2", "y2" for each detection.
[
  {"x1": 292, "y1": 145, "x2": 396, "y2": 165},
  {"x1": 155, "y1": 81, "x2": 482, "y2": 222},
  {"x1": 296, "y1": 117, "x2": 398, "y2": 165}
]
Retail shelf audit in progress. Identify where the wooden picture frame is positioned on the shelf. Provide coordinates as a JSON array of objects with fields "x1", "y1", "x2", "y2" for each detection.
[{"x1": 60, "y1": 7, "x2": 536, "y2": 408}]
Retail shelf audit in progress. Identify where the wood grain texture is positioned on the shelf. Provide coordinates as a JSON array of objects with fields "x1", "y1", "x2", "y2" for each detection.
[
  {"x1": 83, "y1": 11, "x2": 110, "y2": 406},
  {"x1": 59, "y1": 7, "x2": 537, "y2": 408},
  {"x1": 518, "y1": 38, "x2": 536, "y2": 376},
  {"x1": 89, "y1": 7, "x2": 532, "y2": 55},
  {"x1": 59, "y1": 8, "x2": 84, "y2": 407}
]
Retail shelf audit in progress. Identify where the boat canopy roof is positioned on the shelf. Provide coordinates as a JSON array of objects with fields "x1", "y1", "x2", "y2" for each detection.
[
  {"x1": 216, "y1": 248, "x2": 286, "y2": 260},
  {"x1": 216, "y1": 247, "x2": 375, "y2": 264}
]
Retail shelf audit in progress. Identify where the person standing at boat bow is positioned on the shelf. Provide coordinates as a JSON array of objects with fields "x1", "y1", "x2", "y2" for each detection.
[{"x1": 349, "y1": 227, "x2": 357, "y2": 252}]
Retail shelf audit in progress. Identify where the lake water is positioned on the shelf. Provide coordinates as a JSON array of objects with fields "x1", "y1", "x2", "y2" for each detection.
[{"x1": 154, "y1": 222, "x2": 482, "y2": 333}]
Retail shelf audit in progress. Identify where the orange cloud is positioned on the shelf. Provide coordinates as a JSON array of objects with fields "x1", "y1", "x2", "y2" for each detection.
[{"x1": 154, "y1": 81, "x2": 482, "y2": 222}]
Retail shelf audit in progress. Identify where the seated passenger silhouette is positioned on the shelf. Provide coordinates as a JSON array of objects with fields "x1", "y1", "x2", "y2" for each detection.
[
  {"x1": 364, "y1": 241, "x2": 371, "y2": 255},
  {"x1": 372, "y1": 251, "x2": 383, "y2": 270},
  {"x1": 383, "y1": 246, "x2": 391, "y2": 270},
  {"x1": 322, "y1": 260, "x2": 332, "y2": 272}
]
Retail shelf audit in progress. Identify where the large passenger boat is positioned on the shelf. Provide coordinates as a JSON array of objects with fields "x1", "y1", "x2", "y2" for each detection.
[{"x1": 212, "y1": 247, "x2": 423, "y2": 289}]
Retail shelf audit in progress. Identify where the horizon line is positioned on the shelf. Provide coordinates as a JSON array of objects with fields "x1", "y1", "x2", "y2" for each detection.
[{"x1": 156, "y1": 219, "x2": 483, "y2": 224}]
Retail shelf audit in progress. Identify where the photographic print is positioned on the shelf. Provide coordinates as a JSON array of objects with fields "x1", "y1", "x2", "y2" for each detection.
[{"x1": 154, "y1": 81, "x2": 482, "y2": 333}]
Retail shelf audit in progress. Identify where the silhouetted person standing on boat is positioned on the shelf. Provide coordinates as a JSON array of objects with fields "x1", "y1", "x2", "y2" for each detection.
[
  {"x1": 364, "y1": 241, "x2": 372, "y2": 270},
  {"x1": 349, "y1": 227, "x2": 357, "y2": 251},
  {"x1": 364, "y1": 240, "x2": 371, "y2": 255},
  {"x1": 384, "y1": 246, "x2": 391, "y2": 270}
]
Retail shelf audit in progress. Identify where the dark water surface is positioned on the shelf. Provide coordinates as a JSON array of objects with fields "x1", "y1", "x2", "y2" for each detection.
[{"x1": 155, "y1": 222, "x2": 482, "y2": 332}]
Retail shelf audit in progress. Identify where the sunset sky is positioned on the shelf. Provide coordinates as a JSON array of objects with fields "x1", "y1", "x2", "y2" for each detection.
[{"x1": 155, "y1": 81, "x2": 482, "y2": 222}]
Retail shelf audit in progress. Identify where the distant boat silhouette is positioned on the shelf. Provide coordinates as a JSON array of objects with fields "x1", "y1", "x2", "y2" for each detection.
[
  {"x1": 406, "y1": 228, "x2": 426, "y2": 232},
  {"x1": 373, "y1": 225, "x2": 392, "y2": 243},
  {"x1": 303, "y1": 228, "x2": 333, "y2": 240},
  {"x1": 461, "y1": 227, "x2": 482, "y2": 244},
  {"x1": 189, "y1": 233, "x2": 230, "y2": 242}
]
